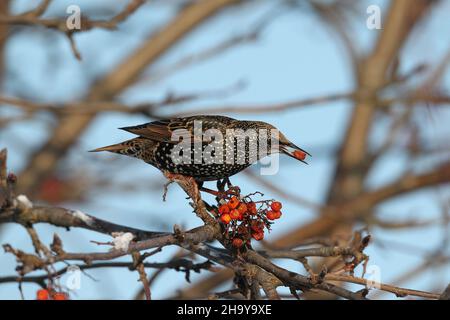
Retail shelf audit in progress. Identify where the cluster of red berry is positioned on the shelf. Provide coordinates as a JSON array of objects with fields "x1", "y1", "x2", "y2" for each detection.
[
  {"x1": 216, "y1": 195, "x2": 283, "y2": 248},
  {"x1": 36, "y1": 288, "x2": 69, "y2": 300}
]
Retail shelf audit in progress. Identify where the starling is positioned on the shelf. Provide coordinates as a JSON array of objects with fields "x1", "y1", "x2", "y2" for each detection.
[{"x1": 90, "y1": 115, "x2": 309, "y2": 189}]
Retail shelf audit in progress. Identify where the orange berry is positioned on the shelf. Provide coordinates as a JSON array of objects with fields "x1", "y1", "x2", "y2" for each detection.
[
  {"x1": 293, "y1": 150, "x2": 307, "y2": 161},
  {"x1": 230, "y1": 209, "x2": 241, "y2": 220},
  {"x1": 232, "y1": 238, "x2": 244, "y2": 248},
  {"x1": 36, "y1": 289, "x2": 49, "y2": 300},
  {"x1": 251, "y1": 221, "x2": 264, "y2": 233},
  {"x1": 52, "y1": 292, "x2": 68, "y2": 300},
  {"x1": 267, "y1": 210, "x2": 282, "y2": 220},
  {"x1": 270, "y1": 201, "x2": 282, "y2": 211},
  {"x1": 220, "y1": 213, "x2": 232, "y2": 224},
  {"x1": 247, "y1": 202, "x2": 257, "y2": 215},
  {"x1": 218, "y1": 204, "x2": 230, "y2": 215},
  {"x1": 266, "y1": 210, "x2": 277, "y2": 220},
  {"x1": 228, "y1": 196, "x2": 240, "y2": 209},
  {"x1": 252, "y1": 231, "x2": 264, "y2": 241},
  {"x1": 237, "y1": 203, "x2": 247, "y2": 215}
]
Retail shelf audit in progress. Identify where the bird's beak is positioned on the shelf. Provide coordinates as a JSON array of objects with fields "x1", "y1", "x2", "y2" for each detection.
[{"x1": 280, "y1": 142, "x2": 311, "y2": 164}]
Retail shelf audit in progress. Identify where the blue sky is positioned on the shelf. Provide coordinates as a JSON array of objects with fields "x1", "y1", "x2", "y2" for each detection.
[{"x1": 0, "y1": 0, "x2": 449, "y2": 299}]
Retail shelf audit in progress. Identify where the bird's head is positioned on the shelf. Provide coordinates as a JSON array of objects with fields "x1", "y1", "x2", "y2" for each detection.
[{"x1": 242, "y1": 120, "x2": 311, "y2": 164}]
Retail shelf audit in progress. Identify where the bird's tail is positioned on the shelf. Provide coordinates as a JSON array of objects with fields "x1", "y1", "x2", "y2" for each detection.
[{"x1": 89, "y1": 138, "x2": 146, "y2": 157}]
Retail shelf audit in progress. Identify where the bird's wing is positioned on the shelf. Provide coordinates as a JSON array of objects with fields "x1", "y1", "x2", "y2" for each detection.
[{"x1": 119, "y1": 119, "x2": 201, "y2": 144}]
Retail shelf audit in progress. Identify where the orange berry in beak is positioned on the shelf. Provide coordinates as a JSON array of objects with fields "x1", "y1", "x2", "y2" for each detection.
[{"x1": 293, "y1": 150, "x2": 307, "y2": 161}]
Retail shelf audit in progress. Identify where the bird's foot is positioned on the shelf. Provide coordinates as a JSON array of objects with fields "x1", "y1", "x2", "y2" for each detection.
[
  {"x1": 217, "y1": 177, "x2": 234, "y2": 192},
  {"x1": 199, "y1": 185, "x2": 241, "y2": 200},
  {"x1": 199, "y1": 186, "x2": 227, "y2": 199}
]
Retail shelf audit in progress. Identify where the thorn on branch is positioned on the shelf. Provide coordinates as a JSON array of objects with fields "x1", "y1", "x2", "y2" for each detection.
[
  {"x1": 173, "y1": 225, "x2": 186, "y2": 243},
  {"x1": 50, "y1": 234, "x2": 64, "y2": 255},
  {"x1": 66, "y1": 33, "x2": 82, "y2": 61}
]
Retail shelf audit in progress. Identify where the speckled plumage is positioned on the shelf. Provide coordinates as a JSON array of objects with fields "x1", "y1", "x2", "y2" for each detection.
[{"x1": 90, "y1": 115, "x2": 309, "y2": 182}]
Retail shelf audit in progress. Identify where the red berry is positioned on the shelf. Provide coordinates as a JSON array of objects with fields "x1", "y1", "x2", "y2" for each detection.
[
  {"x1": 251, "y1": 221, "x2": 264, "y2": 233},
  {"x1": 267, "y1": 210, "x2": 282, "y2": 220},
  {"x1": 220, "y1": 213, "x2": 232, "y2": 224},
  {"x1": 36, "y1": 289, "x2": 49, "y2": 300},
  {"x1": 52, "y1": 292, "x2": 68, "y2": 300},
  {"x1": 293, "y1": 150, "x2": 307, "y2": 161},
  {"x1": 232, "y1": 238, "x2": 244, "y2": 248},
  {"x1": 247, "y1": 202, "x2": 257, "y2": 215},
  {"x1": 218, "y1": 204, "x2": 230, "y2": 215},
  {"x1": 237, "y1": 203, "x2": 247, "y2": 215},
  {"x1": 252, "y1": 231, "x2": 264, "y2": 241},
  {"x1": 228, "y1": 196, "x2": 240, "y2": 209},
  {"x1": 230, "y1": 209, "x2": 241, "y2": 220},
  {"x1": 266, "y1": 210, "x2": 277, "y2": 220},
  {"x1": 270, "y1": 201, "x2": 282, "y2": 211}
]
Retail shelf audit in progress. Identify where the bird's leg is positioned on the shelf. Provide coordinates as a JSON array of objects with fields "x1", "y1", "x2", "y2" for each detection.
[
  {"x1": 197, "y1": 181, "x2": 221, "y2": 197},
  {"x1": 215, "y1": 178, "x2": 235, "y2": 202},
  {"x1": 225, "y1": 177, "x2": 233, "y2": 189},
  {"x1": 216, "y1": 178, "x2": 227, "y2": 193},
  {"x1": 199, "y1": 179, "x2": 229, "y2": 199},
  {"x1": 199, "y1": 178, "x2": 240, "y2": 199},
  {"x1": 199, "y1": 185, "x2": 226, "y2": 198},
  {"x1": 216, "y1": 178, "x2": 240, "y2": 196}
]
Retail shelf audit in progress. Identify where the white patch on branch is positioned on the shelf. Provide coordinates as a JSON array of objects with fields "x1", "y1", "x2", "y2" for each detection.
[
  {"x1": 111, "y1": 232, "x2": 135, "y2": 252},
  {"x1": 71, "y1": 210, "x2": 94, "y2": 226},
  {"x1": 16, "y1": 195, "x2": 33, "y2": 209}
]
